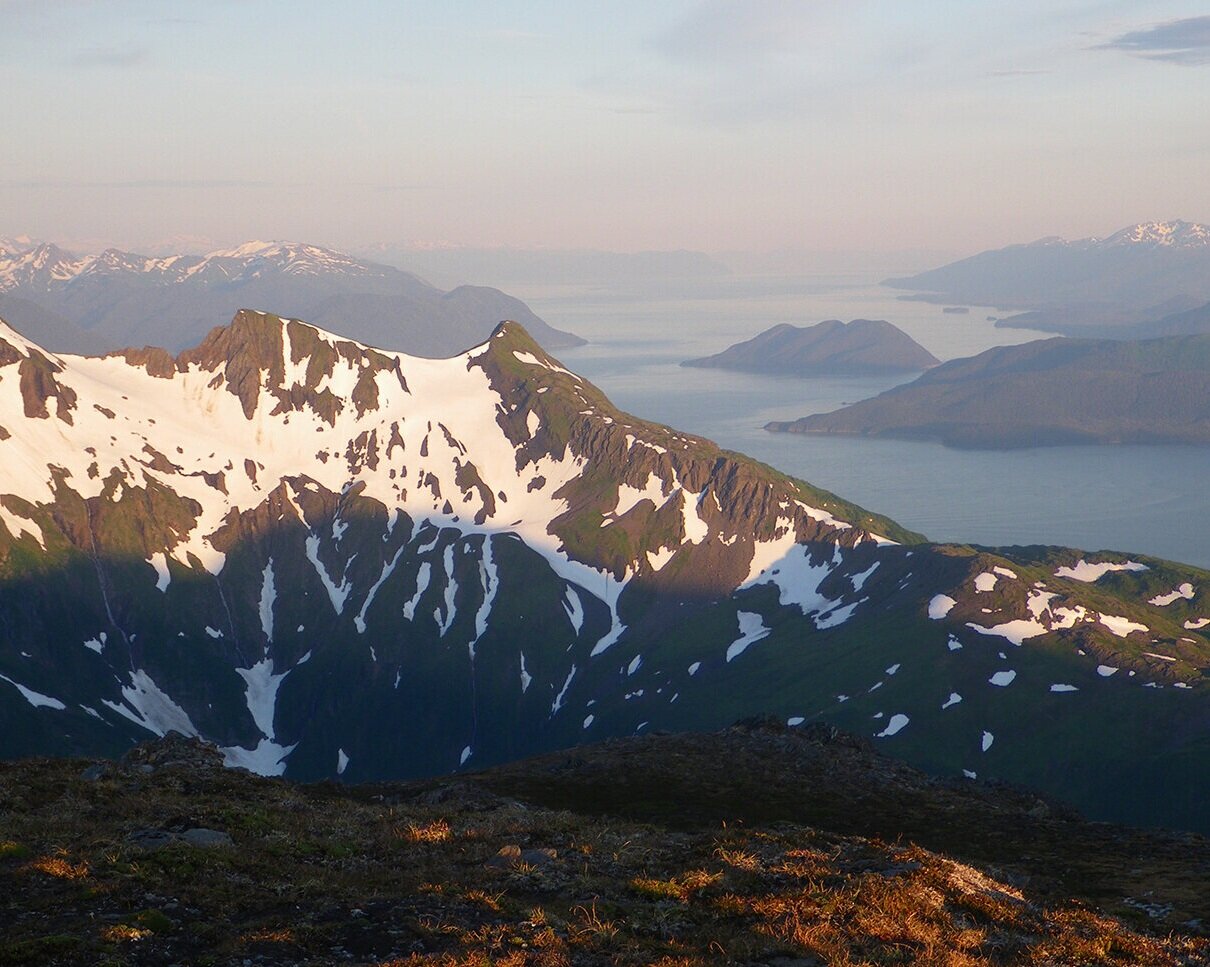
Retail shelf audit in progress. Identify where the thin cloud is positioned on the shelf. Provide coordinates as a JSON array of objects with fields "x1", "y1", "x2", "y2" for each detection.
[
  {"x1": 71, "y1": 44, "x2": 147, "y2": 68},
  {"x1": 987, "y1": 68, "x2": 1052, "y2": 77},
  {"x1": 3, "y1": 179, "x2": 273, "y2": 190},
  {"x1": 486, "y1": 28, "x2": 549, "y2": 43},
  {"x1": 1095, "y1": 15, "x2": 1210, "y2": 65},
  {"x1": 373, "y1": 184, "x2": 439, "y2": 193},
  {"x1": 655, "y1": 0, "x2": 838, "y2": 64}
]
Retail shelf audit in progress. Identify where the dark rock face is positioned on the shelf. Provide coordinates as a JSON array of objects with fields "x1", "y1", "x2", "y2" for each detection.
[
  {"x1": 682, "y1": 319, "x2": 939, "y2": 376},
  {"x1": 769, "y1": 333, "x2": 1210, "y2": 448}
]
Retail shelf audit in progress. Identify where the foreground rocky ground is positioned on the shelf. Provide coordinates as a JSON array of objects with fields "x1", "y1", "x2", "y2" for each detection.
[{"x1": 1, "y1": 724, "x2": 1206, "y2": 966}]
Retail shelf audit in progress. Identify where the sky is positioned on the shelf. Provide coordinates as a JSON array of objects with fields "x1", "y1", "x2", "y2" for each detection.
[{"x1": 2, "y1": 0, "x2": 1208, "y2": 259}]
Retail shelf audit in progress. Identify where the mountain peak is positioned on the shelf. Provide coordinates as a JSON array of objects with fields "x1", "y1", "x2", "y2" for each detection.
[
  {"x1": 1102, "y1": 220, "x2": 1210, "y2": 247},
  {"x1": 167, "y1": 309, "x2": 408, "y2": 421}
]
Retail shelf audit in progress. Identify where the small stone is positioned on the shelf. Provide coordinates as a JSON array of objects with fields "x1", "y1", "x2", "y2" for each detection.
[
  {"x1": 519, "y1": 848, "x2": 558, "y2": 867},
  {"x1": 485, "y1": 844, "x2": 522, "y2": 869},
  {"x1": 80, "y1": 764, "x2": 108, "y2": 781},
  {"x1": 181, "y1": 828, "x2": 233, "y2": 848},
  {"x1": 127, "y1": 829, "x2": 177, "y2": 850}
]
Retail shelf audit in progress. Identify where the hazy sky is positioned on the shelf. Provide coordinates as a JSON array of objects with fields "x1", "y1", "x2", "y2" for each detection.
[{"x1": 2, "y1": 1, "x2": 1208, "y2": 257}]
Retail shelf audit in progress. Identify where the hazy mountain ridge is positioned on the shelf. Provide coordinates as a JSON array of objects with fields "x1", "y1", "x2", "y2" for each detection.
[
  {"x1": 0, "y1": 313, "x2": 1206, "y2": 830},
  {"x1": 768, "y1": 333, "x2": 1210, "y2": 448},
  {"x1": 885, "y1": 221, "x2": 1210, "y2": 337},
  {"x1": 682, "y1": 319, "x2": 940, "y2": 376},
  {"x1": 0, "y1": 238, "x2": 584, "y2": 357}
]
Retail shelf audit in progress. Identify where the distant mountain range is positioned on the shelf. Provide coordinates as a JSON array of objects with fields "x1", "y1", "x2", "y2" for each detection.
[
  {"x1": 886, "y1": 221, "x2": 1210, "y2": 338},
  {"x1": 681, "y1": 319, "x2": 939, "y2": 377},
  {"x1": 768, "y1": 333, "x2": 1210, "y2": 448},
  {"x1": 0, "y1": 238, "x2": 583, "y2": 357},
  {"x1": 0, "y1": 312, "x2": 1206, "y2": 831}
]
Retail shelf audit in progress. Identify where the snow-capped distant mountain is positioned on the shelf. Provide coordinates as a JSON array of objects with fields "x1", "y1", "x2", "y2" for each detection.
[
  {"x1": 1016, "y1": 221, "x2": 1210, "y2": 250},
  {"x1": 1098, "y1": 221, "x2": 1210, "y2": 248},
  {"x1": 0, "y1": 240, "x2": 411, "y2": 292},
  {"x1": 0, "y1": 312, "x2": 1204, "y2": 831},
  {"x1": 0, "y1": 239, "x2": 584, "y2": 357},
  {"x1": 886, "y1": 221, "x2": 1210, "y2": 335}
]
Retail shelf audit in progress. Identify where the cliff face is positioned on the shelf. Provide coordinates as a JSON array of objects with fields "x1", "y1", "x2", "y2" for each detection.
[{"x1": 0, "y1": 313, "x2": 1206, "y2": 832}]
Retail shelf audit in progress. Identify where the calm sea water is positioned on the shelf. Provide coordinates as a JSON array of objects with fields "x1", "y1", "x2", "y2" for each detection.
[{"x1": 521, "y1": 274, "x2": 1210, "y2": 569}]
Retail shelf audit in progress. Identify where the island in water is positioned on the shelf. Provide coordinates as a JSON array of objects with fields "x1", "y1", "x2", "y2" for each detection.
[
  {"x1": 767, "y1": 333, "x2": 1210, "y2": 448},
  {"x1": 682, "y1": 318, "x2": 939, "y2": 376}
]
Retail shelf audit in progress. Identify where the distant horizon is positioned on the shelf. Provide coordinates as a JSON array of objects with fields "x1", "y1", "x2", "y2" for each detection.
[{"x1": 4, "y1": 216, "x2": 1208, "y2": 282}]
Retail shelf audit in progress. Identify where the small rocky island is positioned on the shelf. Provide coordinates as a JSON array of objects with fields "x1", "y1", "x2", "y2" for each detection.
[
  {"x1": 682, "y1": 318, "x2": 940, "y2": 376},
  {"x1": 767, "y1": 333, "x2": 1210, "y2": 448}
]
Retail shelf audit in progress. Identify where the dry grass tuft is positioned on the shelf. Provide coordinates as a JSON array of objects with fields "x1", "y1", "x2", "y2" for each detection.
[
  {"x1": 399, "y1": 818, "x2": 454, "y2": 843},
  {"x1": 26, "y1": 853, "x2": 90, "y2": 881},
  {"x1": 99, "y1": 924, "x2": 152, "y2": 942}
]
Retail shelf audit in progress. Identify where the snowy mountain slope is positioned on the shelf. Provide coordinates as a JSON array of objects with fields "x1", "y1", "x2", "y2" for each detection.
[
  {"x1": 0, "y1": 313, "x2": 1205, "y2": 830},
  {"x1": 0, "y1": 240, "x2": 583, "y2": 357}
]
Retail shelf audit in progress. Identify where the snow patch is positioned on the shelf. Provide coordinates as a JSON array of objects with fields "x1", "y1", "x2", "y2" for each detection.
[
  {"x1": 106, "y1": 670, "x2": 198, "y2": 738},
  {"x1": 942, "y1": 692, "x2": 962, "y2": 709},
  {"x1": 850, "y1": 561, "x2": 880, "y2": 592},
  {"x1": 305, "y1": 535, "x2": 351, "y2": 614},
  {"x1": 1056, "y1": 559, "x2": 1148, "y2": 582},
  {"x1": 149, "y1": 553, "x2": 171, "y2": 592},
  {"x1": 928, "y1": 594, "x2": 956, "y2": 619},
  {"x1": 438, "y1": 543, "x2": 458, "y2": 636},
  {"x1": 1050, "y1": 683, "x2": 1079, "y2": 692},
  {"x1": 259, "y1": 560, "x2": 276, "y2": 641},
  {"x1": 726, "y1": 611, "x2": 771, "y2": 662},
  {"x1": 403, "y1": 562, "x2": 431, "y2": 621},
  {"x1": 551, "y1": 665, "x2": 576, "y2": 714},
  {"x1": 1098, "y1": 613, "x2": 1147, "y2": 637},
  {"x1": 1149, "y1": 583, "x2": 1195, "y2": 606},
  {"x1": 613, "y1": 474, "x2": 667, "y2": 518},
  {"x1": 0, "y1": 673, "x2": 66, "y2": 710},
  {"x1": 989, "y1": 670, "x2": 1016, "y2": 687},
  {"x1": 646, "y1": 546, "x2": 676, "y2": 571},
  {"x1": 965, "y1": 619, "x2": 1046, "y2": 646},
  {"x1": 743, "y1": 543, "x2": 838, "y2": 620},
  {"x1": 355, "y1": 544, "x2": 408, "y2": 633},
  {"x1": 875, "y1": 713, "x2": 909, "y2": 737}
]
